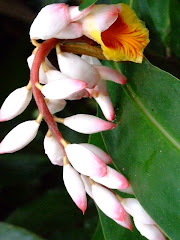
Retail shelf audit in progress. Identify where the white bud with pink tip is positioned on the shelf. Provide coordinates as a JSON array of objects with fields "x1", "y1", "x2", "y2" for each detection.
[
  {"x1": 41, "y1": 79, "x2": 87, "y2": 100},
  {"x1": 57, "y1": 52, "x2": 100, "y2": 89},
  {"x1": 81, "y1": 175, "x2": 93, "y2": 199},
  {"x1": 65, "y1": 144, "x2": 107, "y2": 177},
  {"x1": 91, "y1": 182, "x2": 126, "y2": 221},
  {"x1": 63, "y1": 114, "x2": 116, "y2": 134},
  {"x1": 134, "y1": 218, "x2": 166, "y2": 240},
  {"x1": 63, "y1": 163, "x2": 87, "y2": 213},
  {"x1": 121, "y1": 198, "x2": 155, "y2": 225},
  {"x1": 0, "y1": 120, "x2": 40, "y2": 154},
  {"x1": 46, "y1": 99, "x2": 66, "y2": 114},
  {"x1": 91, "y1": 166, "x2": 129, "y2": 190},
  {"x1": 79, "y1": 143, "x2": 112, "y2": 164},
  {"x1": 44, "y1": 134, "x2": 64, "y2": 166},
  {"x1": 30, "y1": 3, "x2": 70, "y2": 40},
  {"x1": 95, "y1": 65, "x2": 127, "y2": 85},
  {"x1": 114, "y1": 213, "x2": 133, "y2": 231},
  {"x1": 81, "y1": 55, "x2": 101, "y2": 66},
  {"x1": 45, "y1": 69, "x2": 67, "y2": 83},
  {"x1": 0, "y1": 86, "x2": 32, "y2": 122}
]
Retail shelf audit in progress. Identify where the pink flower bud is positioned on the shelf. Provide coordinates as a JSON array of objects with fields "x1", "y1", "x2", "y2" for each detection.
[
  {"x1": 114, "y1": 213, "x2": 133, "y2": 231},
  {"x1": 65, "y1": 144, "x2": 107, "y2": 177},
  {"x1": 41, "y1": 79, "x2": 87, "y2": 100},
  {"x1": 0, "y1": 87, "x2": 32, "y2": 122},
  {"x1": 63, "y1": 163, "x2": 87, "y2": 213},
  {"x1": 63, "y1": 114, "x2": 116, "y2": 134},
  {"x1": 91, "y1": 166, "x2": 129, "y2": 190},
  {"x1": 46, "y1": 99, "x2": 66, "y2": 114},
  {"x1": 121, "y1": 198, "x2": 155, "y2": 224},
  {"x1": 95, "y1": 65, "x2": 127, "y2": 84},
  {"x1": 92, "y1": 182, "x2": 126, "y2": 221},
  {"x1": 44, "y1": 135, "x2": 64, "y2": 166},
  {"x1": 57, "y1": 52, "x2": 100, "y2": 88},
  {"x1": 55, "y1": 22, "x2": 83, "y2": 39},
  {"x1": 69, "y1": 5, "x2": 94, "y2": 21},
  {"x1": 30, "y1": 3, "x2": 70, "y2": 39},
  {"x1": 81, "y1": 175, "x2": 93, "y2": 199},
  {"x1": 0, "y1": 120, "x2": 40, "y2": 154},
  {"x1": 81, "y1": 55, "x2": 101, "y2": 66},
  {"x1": 134, "y1": 218, "x2": 166, "y2": 240},
  {"x1": 79, "y1": 143, "x2": 112, "y2": 164}
]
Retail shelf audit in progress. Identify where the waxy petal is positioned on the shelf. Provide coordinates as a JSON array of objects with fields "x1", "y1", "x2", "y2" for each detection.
[
  {"x1": 0, "y1": 87, "x2": 32, "y2": 122},
  {"x1": 69, "y1": 5, "x2": 94, "y2": 21},
  {"x1": 30, "y1": 3, "x2": 70, "y2": 39},
  {"x1": 57, "y1": 52, "x2": 100, "y2": 88},
  {"x1": 41, "y1": 79, "x2": 87, "y2": 100},
  {"x1": 92, "y1": 182, "x2": 126, "y2": 221},
  {"x1": 46, "y1": 99, "x2": 66, "y2": 114},
  {"x1": 121, "y1": 198, "x2": 155, "y2": 225},
  {"x1": 81, "y1": 175, "x2": 93, "y2": 199},
  {"x1": 0, "y1": 120, "x2": 40, "y2": 154},
  {"x1": 63, "y1": 114, "x2": 116, "y2": 134},
  {"x1": 65, "y1": 144, "x2": 107, "y2": 177},
  {"x1": 95, "y1": 65, "x2": 127, "y2": 84},
  {"x1": 81, "y1": 55, "x2": 101, "y2": 66},
  {"x1": 63, "y1": 164, "x2": 87, "y2": 213},
  {"x1": 114, "y1": 213, "x2": 133, "y2": 231},
  {"x1": 46, "y1": 69, "x2": 67, "y2": 83},
  {"x1": 55, "y1": 22, "x2": 83, "y2": 39},
  {"x1": 91, "y1": 166, "x2": 129, "y2": 190},
  {"x1": 80, "y1": 143, "x2": 112, "y2": 164},
  {"x1": 118, "y1": 186, "x2": 134, "y2": 195},
  {"x1": 44, "y1": 135, "x2": 64, "y2": 166},
  {"x1": 134, "y1": 218, "x2": 166, "y2": 240},
  {"x1": 65, "y1": 89, "x2": 90, "y2": 100}
]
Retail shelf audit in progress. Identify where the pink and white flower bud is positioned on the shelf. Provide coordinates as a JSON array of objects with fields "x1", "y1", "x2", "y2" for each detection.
[
  {"x1": 95, "y1": 65, "x2": 127, "y2": 85},
  {"x1": 69, "y1": 5, "x2": 94, "y2": 21},
  {"x1": 82, "y1": 5, "x2": 119, "y2": 34},
  {"x1": 92, "y1": 182, "x2": 126, "y2": 221},
  {"x1": 0, "y1": 120, "x2": 40, "y2": 154},
  {"x1": 46, "y1": 99, "x2": 66, "y2": 114},
  {"x1": 55, "y1": 22, "x2": 83, "y2": 39},
  {"x1": 41, "y1": 79, "x2": 87, "y2": 100},
  {"x1": 63, "y1": 114, "x2": 116, "y2": 134},
  {"x1": 88, "y1": 80, "x2": 115, "y2": 121},
  {"x1": 81, "y1": 55, "x2": 101, "y2": 66},
  {"x1": 65, "y1": 89, "x2": 90, "y2": 100},
  {"x1": 91, "y1": 166, "x2": 129, "y2": 190},
  {"x1": 65, "y1": 144, "x2": 107, "y2": 177},
  {"x1": 44, "y1": 134, "x2": 64, "y2": 166},
  {"x1": 121, "y1": 198, "x2": 155, "y2": 225},
  {"x1": 57, "y1": 52, "x2": 100, "y2": 88},
  {"x1": 63, "y1": 163, "x2": 87, "y2": 213},
  {"x1": 114, "y1": 213, "x2": 133, "y2": 231},
  {"x1": 118, "y1": 186, "x2": 134, "y2": 195},
  {"x1": 27, "y1": 54, "x2": 55, "y2": 84},
  {"x1": 80, "y1": 175, "x2": 93, "y2": 199},
  {"x1": 0, "y1": 87, "x2": 32, "y2": 122},
  {"x1": 79, "y1": 143, "x2": 112, "y2": 164},
  {"x1": 30, "y1": 3, "x2": 70, "y2": 39},
  {"x1": 134, "y1": 218, "x2": 166, "y2": 240}
]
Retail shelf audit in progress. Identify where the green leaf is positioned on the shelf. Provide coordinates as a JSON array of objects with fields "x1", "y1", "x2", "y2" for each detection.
[
  {"x1": 91, "y1": 222, "x2": 104, "y2": 240},
  {"x1": 79, "y1": 0, "x2": 97, "y2": 11},
  {"x1": 0, "y1": 222, "x2": 45, "y2": 240},
  {"x1": 95, "y1": 59, "x2": 180, "y2": 240},
  {"x1": 6, "y1": 189, "x2": 97, "y2": 240}
]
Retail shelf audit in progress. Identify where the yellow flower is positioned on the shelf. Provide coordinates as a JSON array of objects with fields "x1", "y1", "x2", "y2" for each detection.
[{"x1": 82, "y1": 4, "x2": 150, "y2": 63}]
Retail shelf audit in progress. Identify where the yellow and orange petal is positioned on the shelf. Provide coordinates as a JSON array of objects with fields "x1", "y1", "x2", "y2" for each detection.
[{"x1": 83, "y1": 4, "x2": 150, "y2": 63}]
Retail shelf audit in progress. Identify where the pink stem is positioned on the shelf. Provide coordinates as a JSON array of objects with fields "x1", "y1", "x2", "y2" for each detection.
[{"x1": 30, "y1": 38, "x2": 66, "y2": 154}]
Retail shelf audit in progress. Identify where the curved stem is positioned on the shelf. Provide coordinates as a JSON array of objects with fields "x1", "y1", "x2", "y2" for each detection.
[{"x1": 30, "y1": 38, "x2": 66, "y2": 154}]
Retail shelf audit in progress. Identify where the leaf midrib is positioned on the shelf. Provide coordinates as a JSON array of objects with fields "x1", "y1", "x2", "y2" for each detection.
[{"x1": 114, "y1": 62, "x2": 180, "y2": 152}]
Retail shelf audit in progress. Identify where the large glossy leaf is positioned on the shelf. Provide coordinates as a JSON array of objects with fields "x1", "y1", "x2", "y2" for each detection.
[
  {"x1": 93, "y1": 59, "x2": 180, "y2": 240},
  {"x1": 79, "y1": 0, "x2": 98, "y2": 10},
  {"x1": 0, "y1": 222, "x2": 45, "y2": 240}
]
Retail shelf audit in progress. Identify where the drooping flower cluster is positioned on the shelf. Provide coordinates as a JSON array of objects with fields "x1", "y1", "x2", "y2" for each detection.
[{"x1": 0, "y1": 2, "x2": 165, "y2": 240}]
